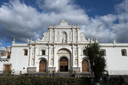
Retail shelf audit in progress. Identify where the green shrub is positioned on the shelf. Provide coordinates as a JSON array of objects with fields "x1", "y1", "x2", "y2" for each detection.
[{"x1": 0, "y1": 76, "x2": 91, "y2": 85}]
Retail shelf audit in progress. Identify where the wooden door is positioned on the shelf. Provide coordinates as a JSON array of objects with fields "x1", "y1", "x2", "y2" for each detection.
[
  {"x1": 5, "y1": 65, "x2": 10, "y2": 73},
  {"x1": 60, "y1": 57, "x2": 68, "y2": 72},
  {"x1": 39, "y1": 60, "x2": 46, "y2": 72},
  {"x1": 82, "y1": 60, "x2": 88, "y2": 72}
]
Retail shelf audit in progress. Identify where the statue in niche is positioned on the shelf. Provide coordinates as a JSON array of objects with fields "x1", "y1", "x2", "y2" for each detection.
[
  {"x1": 32, "y1": 50, "x2": 35, "y2": 55},
  {"x1": 69, "y1": 31, "x2": 71, "y2": 36},
  {"x1": 51, "y1": 36, "x2": 54, "y2": 41},
  {"x1": 31, "y1": 56, "x2": 34, "y2": 65},
  {"x1": 58, "y1": 31, "x2": 59, "y2": 35},
  {"x1": 75, "y1": 49, "x2": 77, "y2": 56},
  {"x1": 75, "y1": 57, "x2": 77, "y2": 65},
  {"x1": 50, "y1": 57, "x2": 53, "y2": 65},
  {"x1": 51, "y1": 50, "x2": 53, "y2": 55},
  {"x1": 62, "y1": 32, "x2": 67, "y2": 43},
  {"x1": 80, "y1": 37, "x2": 83, "y2": 41}
]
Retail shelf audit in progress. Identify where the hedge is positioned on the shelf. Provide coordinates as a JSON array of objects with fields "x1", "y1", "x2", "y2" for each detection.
[{"x1": 0, "y1": 76, "x2": 91, "y2": 85}]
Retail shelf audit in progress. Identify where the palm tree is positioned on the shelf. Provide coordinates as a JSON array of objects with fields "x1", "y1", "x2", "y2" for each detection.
[{"x1": 84, "y1": 42, "x2": 106, "y2": 84}]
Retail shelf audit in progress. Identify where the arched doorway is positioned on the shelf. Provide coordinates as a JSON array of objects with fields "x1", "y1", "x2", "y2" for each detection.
[
  {"x1": 60, "y1": 57, "x2": 68, "y2": 72},
  {"x1": 82, "y1": 59, "x2": 89, "y2": 72},
  {"x1": 39, "y1": 59, "x2": 46, "y2": 72}
]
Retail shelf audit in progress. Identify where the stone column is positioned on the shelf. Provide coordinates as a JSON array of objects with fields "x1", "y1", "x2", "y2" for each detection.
[
  {"x1": 54, "y1": 29, "x2": 56, "y2": 42},
  {"x1": 49, "y1": 29, "x2": 51, "y2": 42},
  {"x1": 48, "y1": 45, "x2": 51, "y2": 66},
  {"x1": 34, "y1": 46, "x2": 37, "y2": 66},
  {"x1": 72, "y1": 45, "x2": 75, "y2": 67},
  {"x1": 77, "y1": 29, "x2": 79, "y2": 42},
  {"x1": 77, "y1": 46, "x2": 80, "y2": 67},
  {"x1": 53, "y1": 46, "x2": 56, "y2": 67},
  {"x1": 72, "y1": 29, "x2": 74, "y2": 42},
  {"x1": 29, "y1": 46, "x2": 32, "y2": 66}
]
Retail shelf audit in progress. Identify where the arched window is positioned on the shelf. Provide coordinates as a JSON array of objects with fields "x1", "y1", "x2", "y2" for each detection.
[
  {"x1": 41, "y1": 50, "x2": 45, "y2": 55},
  {"x1": 61, "y1": 32, "x2": 67, "y2": 43},
  {"x1": 23, "y1": 49, "x2": 28, "y2": 56},
  {"x1": 7, "y1": 52, "x2": 11, "y2": 59},
  {"x1": 100, "y1": 49, "x2": 106, "y2": 56},
  {"x1": 83, "y1": 49, "x2": 86, "y2": 55},
  {"x1": 121, "y1": 49, "x2": 127, "y2": 56}
]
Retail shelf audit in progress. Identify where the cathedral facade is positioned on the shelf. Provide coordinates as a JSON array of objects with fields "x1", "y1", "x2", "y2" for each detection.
[{"x1": 0, "y1": 20, "x2": 128, "y2": 76}]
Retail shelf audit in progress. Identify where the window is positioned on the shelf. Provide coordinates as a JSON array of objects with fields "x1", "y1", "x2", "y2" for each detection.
[
  {"x1": 7, "y1": 52, "x2": 11, "y2": 59},
  {"x1": 24, "y1": 49, "x2": 28, "y2": 56},
  {"x1": 100, "y1": 49, "x2": 106, "y2": 56},
  {"x1": 121, "y1": 49, "x2": 127, "y2": 56},
  {"x1": 42, "y1": 50, "x2": 45, "y2": 55},
  {"x1": 83, "y1": 50, "x2": 86, "y2": 55}
]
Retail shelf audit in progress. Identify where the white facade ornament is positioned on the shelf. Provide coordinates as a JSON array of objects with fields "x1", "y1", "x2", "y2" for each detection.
[
  {"x1": 90, "y1": 38, "x2": 92, "y2": 43},
  {"x1": 51, "y1": 49, "x2": 53, "y2": 55},
  {"x1": 31, "y1": 56, "x2": 34, "y2": 66},
  {"x1": 113, "y1": 38, "x2": 116, "y2": 44},
  {"x1": 12, "y1": 38, "x2": 15, "y2": 44},
  {"x1": 75, "y1": 49, "x2": 77, "y2": 56},
  {"x1": 32, "y1": 49, "x2": 35, "y2": 55},
  {"x1": 50, "y1": 57, "x2": 53, "y2": 65},
  {"x1": 95, "y1": 38, "x2": 98, "y2": 43},
  {"x1": 69, "y1": 31, "x2": 71, "y2": 36},
  {"x1": 58, "y1": 31, "x2": 59, "y2": 35},
  {"x1": 75, "y1": 57, "x2": 78, "y2": 65}
]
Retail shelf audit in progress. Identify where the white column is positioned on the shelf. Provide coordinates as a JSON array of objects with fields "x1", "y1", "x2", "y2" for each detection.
[
  {"x1": 72, "y1": 45, "x2": 75, "y2": 67},
  {"x1": 29, "y1": 47, "x2": 32, "y2": 66},
  {"x1": 48, "y1": 45, "x2": 51, "y2": 66},
  {"x1": 72, "y1": 29, "x2": 74, "y2": 42},
  {"x1": 49, "y1": 29, "x2": 51, "y2": 42},
  {"x1": 77, "y1": 29, "x2": 79, "y2": 42},
  {"x1": 77, "y1": 46, "x2": 80, "y2": 67},
  {"x1": 53, "y1": 46, "x2": 56, "y2": 67},
  {"x1": 34, "y1": 46, "x2": 37, "y2": 66},
  {"x1": 54, "y1": 29, "x2": 56, "y2": 42}
]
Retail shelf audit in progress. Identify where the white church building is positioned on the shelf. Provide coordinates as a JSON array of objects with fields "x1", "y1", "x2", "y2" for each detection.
[{"x1": 0, "y1": 20, "x2": 128, "y2": 76}]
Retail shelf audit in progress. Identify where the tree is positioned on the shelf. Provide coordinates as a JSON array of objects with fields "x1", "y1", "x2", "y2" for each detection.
[{"x1": 84, "y1": 42, "x2": 106, "y2": 83}]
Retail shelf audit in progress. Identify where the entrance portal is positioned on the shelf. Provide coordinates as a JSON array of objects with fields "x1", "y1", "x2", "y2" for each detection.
[
  {"x1": 60, "y1": 57, "x2": 68, "y2": 72},
  {"x1": 5, "y1": 65, "x2": 10, "y2": 73},
  {"x1": 39, "y1": 59, "x2": 46, "y2": 72},
  {"x1": 82, "y1": 59, "x2": 89, "y2": 72}
]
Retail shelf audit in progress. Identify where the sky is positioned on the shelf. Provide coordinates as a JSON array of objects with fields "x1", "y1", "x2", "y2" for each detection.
[{"x1": 0, "y1": 0, "x2": 128, "y2": 50}]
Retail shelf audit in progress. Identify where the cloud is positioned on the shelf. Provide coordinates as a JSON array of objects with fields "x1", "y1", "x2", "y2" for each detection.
[
  {"x1": 0, "y1": 0, "x2": 89, "y2": 43},
  {"x1": 0, "y1": 42, "x2": 2, "y2": 46},
  {"x1": 81, "y1": 0, "x2": 128, "y2": 43},
  {"x1": 0, "y1": 47, "x2": 5, "y2": 50},
  {"x1": 0, "y1": 0, "x2": 128, "y2": 44}
]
